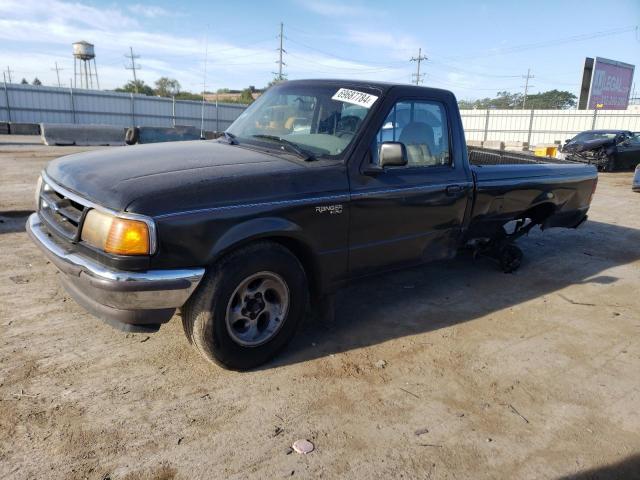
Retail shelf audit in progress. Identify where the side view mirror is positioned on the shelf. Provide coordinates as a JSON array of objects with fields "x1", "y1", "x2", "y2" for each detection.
[
  {"x1": 565, "y1": 138, "x2": 572, "y2": 144},
  {"x1": 379, "y1": 142, "x2": 408, "y2": 168},
  {"x1": 362, "y1": 142, "x2": 408, "y2": 175}
]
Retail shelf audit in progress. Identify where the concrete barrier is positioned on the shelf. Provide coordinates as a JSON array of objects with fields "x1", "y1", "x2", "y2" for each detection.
[
  {"x1": 203, "y1": 130, "x2": 223, "y2": 140},
  {"x1": 0, "y1": 122, "x2": 8, "y2": 135},
  {"x1": 9, "y1": 122, "x2": 41, "y2": 135},
  {"x1": 483, "y1": 140, "x2": 505, "y2": 150},
  {"x1": 41, "y1": 123, "x2": 125, "y2": 146},
  {"x1": 130, "y1": 125, "x2": 202, "y2": 145},
  {"x1": 504, "y1": 141, "x2": 529, "y2": 152},
  {"x1": 466, "y1": 140, "x2": 483, "y2": 148}
]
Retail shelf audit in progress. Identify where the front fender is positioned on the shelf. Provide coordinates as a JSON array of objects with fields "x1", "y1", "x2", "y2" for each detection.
[{"x1": 209, "y1": 216, "x2": 308, "y2": 262}]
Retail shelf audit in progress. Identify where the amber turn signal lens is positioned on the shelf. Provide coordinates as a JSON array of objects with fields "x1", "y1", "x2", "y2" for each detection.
[
  {"x1": 104, "y1": 218, "x2": 149, "y2": 255},
  {"x1": 81, "y1": 209, "x2": 150, "y2": 256}
]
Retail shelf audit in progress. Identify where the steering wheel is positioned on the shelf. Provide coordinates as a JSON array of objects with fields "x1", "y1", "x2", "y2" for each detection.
[{"x1": 335, "y1": 115, "x2": 362, "y2": 138}]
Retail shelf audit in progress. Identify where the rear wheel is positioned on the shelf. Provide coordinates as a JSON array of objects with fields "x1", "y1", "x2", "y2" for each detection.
[{"x1": 181, "y1": 241, "x2": 308, "y2": 370}]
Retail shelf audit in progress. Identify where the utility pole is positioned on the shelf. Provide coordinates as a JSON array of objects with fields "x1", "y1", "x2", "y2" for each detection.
[
  {"x1": 273, "y1": 22, "x2": 287, "y2": 82},
  {"x1": 125, "y1": 47, "x2": 141, "y2": 93},
  {"x1": 5, "y1": 66, "x2": 13, "y2": 84},
  {"x1": 51, "y1": 62, "x2": 64, "y2": 88},
  {"x1": 522, "y1": 68, "x2": 535, "y2": 109},
  {"x1": 410, "y1": 48, "x2": 428, "y2": 85}
]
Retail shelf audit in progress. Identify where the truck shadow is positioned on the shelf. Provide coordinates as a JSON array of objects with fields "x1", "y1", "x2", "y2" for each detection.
[
  {"x1": 556, "y1": 453, "x2": 640, "y2": 480},
  {"x1": 0, "y1": 210, "x2": 32, "y2": 234},
  {"x1": 276, "y1": 219, "x2": 640, "y2": 368}
]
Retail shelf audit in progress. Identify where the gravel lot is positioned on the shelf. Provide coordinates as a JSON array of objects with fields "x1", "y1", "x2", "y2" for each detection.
[{"x1": 1, "y1": 139, "x2": 639, "y2": 479}]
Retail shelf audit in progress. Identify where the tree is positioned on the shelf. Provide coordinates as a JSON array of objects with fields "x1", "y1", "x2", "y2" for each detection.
[
  {"x1": 154, "y1": 77, "x2": 181, "y2": 97},
  {"x1": 32, "y1": 78, "x2": 42, "y2": 86},
  {"x1": 115, "y1": 80, "x2": 154, "y2": 96},
  {"x1": 524, "y1": 90, "x2": 576, "y2": 109},
  {"x1": 458, "y1": 89, "x2": 576, "y2": 110},
  {"x1": 266, "y1": 78, "x2": 286, "y2": 88},
  {"x1": 20, "y1": 78, "x2": 28, "y2": 84},
  {"x1": 239, "y1": 88, "x2": 254, "y2": 104},
  {"x1": 174, "y1": 91, "x2": 202, "y2": 101}
]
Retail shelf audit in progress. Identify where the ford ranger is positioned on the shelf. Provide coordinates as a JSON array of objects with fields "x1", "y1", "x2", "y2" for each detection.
[{"x1": 27, "y1": 79, "x2": 598, "y2": 370}]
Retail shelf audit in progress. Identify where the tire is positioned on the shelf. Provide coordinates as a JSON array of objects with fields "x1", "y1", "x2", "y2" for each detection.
[
  {"x1": 181, "y1": 241, "x2": 308, "y2": 370},
  {"x1": 125, "y1": 127, "x2": 140, "y2": 145},
  {"x1": 604, "y1": 156, "x2": 616, "y2": 172},
  {"x1": 500, "y1": 244, "x2": 523, "y2": 273}
]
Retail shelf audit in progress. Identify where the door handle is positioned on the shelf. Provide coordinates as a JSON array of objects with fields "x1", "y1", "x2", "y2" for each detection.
[{"x1": 446, "y1": 184, "x2": 463, "y2": 195}]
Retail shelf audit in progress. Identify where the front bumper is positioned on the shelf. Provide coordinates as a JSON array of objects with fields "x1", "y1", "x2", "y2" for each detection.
[{"x1": 26, "y1": 213, "x2": 205, "y2": 332}]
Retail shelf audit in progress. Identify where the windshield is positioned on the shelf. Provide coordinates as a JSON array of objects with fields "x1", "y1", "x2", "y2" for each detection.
[
  {"x1": 572, "y1": 132, "x2": 618, "y2": 142},
  {"x1": 226, "y1": 84, "x2": 380, "y2": 158}
]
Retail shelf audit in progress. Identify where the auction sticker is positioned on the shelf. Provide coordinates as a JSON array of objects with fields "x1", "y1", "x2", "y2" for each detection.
[{"x1": 332, "y1": 88, "x2": 378, "y2": 108}]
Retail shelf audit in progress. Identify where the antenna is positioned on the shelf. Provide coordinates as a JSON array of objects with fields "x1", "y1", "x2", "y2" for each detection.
[
  {"x1": 410, "y1": 48, "x2": 428, "y2": 85},
  {"x1": 272, "y1": 22, "x2": 287, "y2": 81},
  {"x1": 200, "y1": 29, "x2": 209, "y2": 139},
  {"x1": 125, "y1": 46, "x2": 141, "y2": 93},
  {"x1": 51, "y1": 62, "x2": 64, "y2": 88},
  {"x1": 522, "y1": 68, "x2": 535, "y2": 109}
]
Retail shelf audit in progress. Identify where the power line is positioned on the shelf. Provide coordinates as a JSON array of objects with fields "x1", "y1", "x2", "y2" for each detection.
[
  {"x1": 51, "y1": 62, "x2": 64, "y2": 87},
  {"x1": 287, "y1": 35, "x2": 407, "y2": 66},
  {"x1": 124, "y1": 46, "x2": 141, "y2": 92},
  {"x1": 410, "y1": 48, "x2": 428, "y2": 85},
  {"x1": 444, "y1": 25, "x2": 638, "y2": 61},
  {"x1": 522, "y1": 68, "x2": 535, "y2": 109},
  {"x1": 286, "y1": 52, "x2": 398, "y2": 73}
]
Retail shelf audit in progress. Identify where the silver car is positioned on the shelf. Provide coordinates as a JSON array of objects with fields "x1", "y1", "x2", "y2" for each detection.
[{"x1": 634, "y1": 164, "x2": 640, "y2": 192}]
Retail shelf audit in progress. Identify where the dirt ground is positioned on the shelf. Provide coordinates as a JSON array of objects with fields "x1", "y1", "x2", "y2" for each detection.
[{"x1": 1, "y1": 138, "x2": 639, "y2": 480}]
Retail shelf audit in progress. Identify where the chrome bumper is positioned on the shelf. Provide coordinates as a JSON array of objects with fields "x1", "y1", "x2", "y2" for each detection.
[{"x1": 27, "y1": 213, "x2": 205, "y2": 331}]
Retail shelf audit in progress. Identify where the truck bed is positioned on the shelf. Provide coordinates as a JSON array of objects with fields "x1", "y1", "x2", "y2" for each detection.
[
  {"x1": 468, "y1": 146, "x2": 576, "y2": 166},
  {"x1": 466, "y1": 147, "x2": 598, "y2": 239}
]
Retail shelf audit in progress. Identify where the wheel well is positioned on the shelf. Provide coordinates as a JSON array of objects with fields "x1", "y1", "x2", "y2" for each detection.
[
  {"x1": 215, "y1": 236, "x2": 321, "y2": 301},
  {"x1": 521, "y1": 202, "x2": 556, "y2": 224},
  {"x1": 268, "y1": 236, "x2": 320, "y2": 299}
]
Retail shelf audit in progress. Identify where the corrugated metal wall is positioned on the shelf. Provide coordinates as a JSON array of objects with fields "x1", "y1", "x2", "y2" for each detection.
[
  {"x1": 0, "y1": 83, "x2": 247, "y2": 132},
  {"x1": 2, "y1": 83, "x2": 639, "y2": 145},
  {"x1": 460, "y1": 109, "x2": 640, "y2": 145}
]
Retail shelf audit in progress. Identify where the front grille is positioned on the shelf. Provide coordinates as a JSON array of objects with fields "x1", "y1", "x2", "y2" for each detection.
[{"x1": 38, "y1": 180, "x2": 87, "y2": 241}]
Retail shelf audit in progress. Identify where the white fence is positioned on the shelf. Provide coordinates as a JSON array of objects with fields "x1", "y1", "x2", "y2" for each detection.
[
  {"x1": 3, "y1": 83, "x2": 640, "y2": 144},
  {"x1": 0, "y1": 83, "x2": 247, "y2": 132},
  {"x1": 460, "y1": 109, "x2": 640, "y2": 145}
]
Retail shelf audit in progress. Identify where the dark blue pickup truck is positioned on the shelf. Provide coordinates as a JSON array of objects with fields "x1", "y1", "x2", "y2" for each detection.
[{"x1": 27, "y1": 79, "x2": 598, "y2": 369}]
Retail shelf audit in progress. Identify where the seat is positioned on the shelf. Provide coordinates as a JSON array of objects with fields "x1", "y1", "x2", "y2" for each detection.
[{"x1": 398, "y1": 122, "x2": 436, "y2": 166}]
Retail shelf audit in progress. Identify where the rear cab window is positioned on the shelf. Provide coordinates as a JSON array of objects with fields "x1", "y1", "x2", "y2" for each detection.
[{"x1": 373, "y1": 100, "x2": 451, "y2": 167}]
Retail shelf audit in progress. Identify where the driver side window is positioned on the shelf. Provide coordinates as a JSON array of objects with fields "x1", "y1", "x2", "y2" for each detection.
[{"x1": 373, "y1": 100, "x2": 450, "y2": 167}]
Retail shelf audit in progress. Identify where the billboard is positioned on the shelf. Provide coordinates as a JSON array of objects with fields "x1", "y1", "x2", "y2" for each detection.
[{"x1": 578, "y1": 57, "x2": 635, "y2": 110}]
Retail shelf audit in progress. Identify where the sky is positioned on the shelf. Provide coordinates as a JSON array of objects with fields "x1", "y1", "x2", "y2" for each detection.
[{"x1": 0, "y1": 0, "x2": 638, "y2": 102}]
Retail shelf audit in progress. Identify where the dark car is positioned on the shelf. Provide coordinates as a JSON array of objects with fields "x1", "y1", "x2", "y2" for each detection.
[
  {"x1": 562, "y1": 130, "x2": 640, "y2": 171},
  {"x1": 26, "y1": 79, "x2": 598, "y2": 370}
]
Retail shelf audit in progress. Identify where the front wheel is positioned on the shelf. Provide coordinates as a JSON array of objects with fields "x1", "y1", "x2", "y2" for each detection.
[{"x1": 181, "y1": 241, "x2": 308, "y2": 370}]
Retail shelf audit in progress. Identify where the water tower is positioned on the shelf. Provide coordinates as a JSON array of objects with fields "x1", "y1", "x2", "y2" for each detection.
[{"x1": 73, "y1": 41, "x2": 99, "y2": 89}]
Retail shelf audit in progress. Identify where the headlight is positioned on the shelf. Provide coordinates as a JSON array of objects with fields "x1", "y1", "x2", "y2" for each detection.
[
  {"x1": 81, "y1": 209, "x2": 151, "y2": 255},
  {"x1": 34, "y1": 175, "x2": 43, "y2": 210}
]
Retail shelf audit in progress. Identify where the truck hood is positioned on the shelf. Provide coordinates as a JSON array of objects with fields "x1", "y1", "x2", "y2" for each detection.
[{"x1": 45, "y1": 140, "x2": 307, "y2": 215}]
